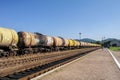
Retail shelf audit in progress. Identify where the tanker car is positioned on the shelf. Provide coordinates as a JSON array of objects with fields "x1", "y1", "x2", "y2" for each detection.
[{"x1": 0, "y1": 27, "x2": 101, "y2": 57}]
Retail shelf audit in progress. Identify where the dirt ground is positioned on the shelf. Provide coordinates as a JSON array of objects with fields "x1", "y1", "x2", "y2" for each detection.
[{"x1": 37, "y1": 49, "x2": 120, "y2": 80}]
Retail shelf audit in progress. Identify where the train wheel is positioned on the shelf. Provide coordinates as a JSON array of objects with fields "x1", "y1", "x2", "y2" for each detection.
[
  {"x1": 30, "y1": 50, "x2": 33, "y2": 54},
  {"x1": 9, "y1": 51, "x2": 17, "y2": 56},
  {"x1": 4, "y1": 52, "x2": 9, "y2": 57}
]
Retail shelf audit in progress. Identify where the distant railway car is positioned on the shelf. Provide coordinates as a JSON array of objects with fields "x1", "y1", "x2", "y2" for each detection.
[
  {"x1": 81, "y1": 42, "x2": 90, "y2": 47},
  {"x1": 63, "y1": 39, "x2": 69, "y2": 47},
  {"x1": 80, "y1": 41, "x2": 84, "y2": 47},
  {"x1": 73, "y1": 40, "x2": 77, "y2": 46},
  {"x1": 76, "y1": 40, "x2": 80, "y2": 47},
  {"x1": 53, "y1": 37, "x2": 63, "y2": 47},
  {"x1": 34, "y1": 33, "x2": 54, "y2": 47},
  {"x1": 68, "y1": 39, "x2": 74, "y2": 47},
  {"x1": 75, "y1": 40, "x2": 78, "y2": 47},
  {"x1": 46, "y1": 36, "x2": 54, "y2": 47}
]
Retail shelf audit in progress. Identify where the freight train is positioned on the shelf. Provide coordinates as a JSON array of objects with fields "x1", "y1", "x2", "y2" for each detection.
[{"x1": 0, "y1": 27, "x2": 101, "y2": 57}]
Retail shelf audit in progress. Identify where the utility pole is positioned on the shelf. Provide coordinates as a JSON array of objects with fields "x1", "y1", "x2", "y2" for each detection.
[
  {"x1": 102, "y1": 36, "x2": 105, "y2": 48},
  {"x1": 79, "y1": 32, "x2": 81, "y2": 41}
]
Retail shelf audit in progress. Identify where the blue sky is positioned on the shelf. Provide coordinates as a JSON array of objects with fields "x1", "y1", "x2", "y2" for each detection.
[{"x1": 0, "y1": 0, "x2": 120, "y2": 40}]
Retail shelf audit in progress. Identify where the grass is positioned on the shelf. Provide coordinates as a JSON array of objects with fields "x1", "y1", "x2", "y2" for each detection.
[{"x1": 109, "y1": 47, "x2": 120, "y2": 51}]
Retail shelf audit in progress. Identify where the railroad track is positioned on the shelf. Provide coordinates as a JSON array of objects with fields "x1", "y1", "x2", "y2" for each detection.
[{"x1": 0, "y1": 47, "x2": 100, "y2": 80}]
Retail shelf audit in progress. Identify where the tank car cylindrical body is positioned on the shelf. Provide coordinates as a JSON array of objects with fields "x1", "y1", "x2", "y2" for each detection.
[
  {"x1": 34, "y1": 33, "x2": 46, "y2": 46},
  {"x1": 34, "y1": 33, "x2": 54, "y2": 47},
  {"x1": 18, "y1": 32, "x2": 36, "y2": 47},
  {"x1": 75, "y1": 40, "x2": 80, "y2": 47},
  {"x1": 63, "y1": 39, "x2": 69, "y2": 47},
  {"x1": 68, "y1": 39, "x2": 74, "y2": 47},
  {"x1": 74, "y1": 40, "x2": 78, "y2": 46},
  {"x1": 58, "y1": 37, "x2": 65, "y2": 46},
  {"x1": 45, "y1": 36, "x2": 54, "y2": 46},
  {"x1": 80, "y1": 41, "x2": 84, "y2": 47},
  {"x1": 0, "y1": 27, "x2": 18, "y2": 47},
  {"x1": 53, "y1": 37, "x2": 63, "y2": 47}
]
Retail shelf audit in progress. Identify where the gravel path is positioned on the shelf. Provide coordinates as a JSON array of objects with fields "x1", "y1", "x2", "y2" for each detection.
[{"x1": 38, "y1": 49, "x2": 120, "y2": 80}]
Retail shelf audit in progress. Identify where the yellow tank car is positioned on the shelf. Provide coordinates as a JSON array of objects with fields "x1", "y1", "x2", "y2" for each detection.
[
  {"x1": 0, "y1": 27, "x2": 18, "y2": 47},
  {"x1": 72, "y1": 40, "x2": 76, "y2": 46},
  {"x1": 74, "y1": 40, "x2": 78, "y2": 47},
  {"x1": 68, "y1": 39, "x2": 74, "y2": 47}
]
